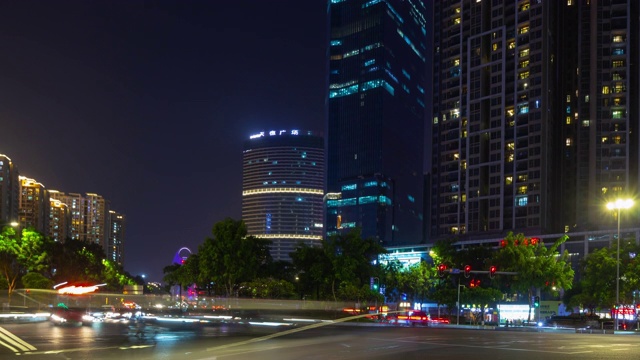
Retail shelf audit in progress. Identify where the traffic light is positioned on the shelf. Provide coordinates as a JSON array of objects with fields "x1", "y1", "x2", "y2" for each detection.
[
  {"x1": 489, "y1": 265, "x2": 497, "y2": 279},
  {"x1": 534, "y1": 296, "x2": 540, "y2": 307},
  {"x1": 464, "y1": 265, "x2": 471, "y2": 278},
  {"x1": 470, "y1": 279, "x2": 476, "y2": 288},
  {"x1": 438, "y1": 264, "x2": 447, "y2": 277}
]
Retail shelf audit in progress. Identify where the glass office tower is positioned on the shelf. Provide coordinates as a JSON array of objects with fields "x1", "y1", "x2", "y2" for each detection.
[
  {"x1": 242, "y1": 130, "x2": 325, "y2": 261},
  {"x1": 327, "y1": 0, "x2": 428, "y2": 245}
]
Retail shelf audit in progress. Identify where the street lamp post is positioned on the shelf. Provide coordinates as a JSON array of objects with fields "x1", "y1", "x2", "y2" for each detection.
[
  {"x1": 606, "y1": 198, "x2": 634, "y2": 331},
  {"x1": 0, "y1": 221, "x2": 18, "y2": 229},
  {"x1": 457, "y1": 281, "x2": 465, "y2": 326}
]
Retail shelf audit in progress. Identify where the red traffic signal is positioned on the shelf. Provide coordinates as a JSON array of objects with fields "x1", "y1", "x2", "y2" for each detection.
[
  {"x1": 489, "y1": 265, "x2": 497, "y2": 278},
  {"x1": 464, "y1": 265, "x2": 471, "y2": 278},
  {"x1": 437, "y1": 264, "x2": 447, "y2": 277}
]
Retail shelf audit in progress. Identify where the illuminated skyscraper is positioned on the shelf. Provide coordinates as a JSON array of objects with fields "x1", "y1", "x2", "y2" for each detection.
[
  {"x1": 18, "y1": 176, "x2": 49, "y2": 233},
  {"x1": 242, "y1": 130, "x2": 324, "y2": 261},
  {"x1": 428, "y1": 1, "x2": 640, "y2": 240},
  {"x1": 107, "y1": 210, "x2": 126, "y2": 265},
  {"x1": 0, "y1": 154, "x2": 19, "y2": 226},
  {"x1": 49, "y1": 197, "x2": 70, "y2": 242},
  {"x1": 327, "y1": 0, "x2": 428, "y2": 245},
  {"x1": 49, "y1": 191, "x2": 109, "y2": 248}
]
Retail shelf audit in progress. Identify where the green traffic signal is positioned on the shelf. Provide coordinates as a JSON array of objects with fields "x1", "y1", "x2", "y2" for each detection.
[{"x1": 534, "y1": 296, "x2": 540, "y2": 307}]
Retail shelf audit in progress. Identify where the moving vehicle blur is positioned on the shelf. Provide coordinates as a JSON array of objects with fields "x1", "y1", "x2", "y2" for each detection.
[
  {"x1": 49, "y1": 306, "x2": 87, "y2": 326},
  {"x1": 388, "y1": 310, "x2": 430, "y2": 326}
]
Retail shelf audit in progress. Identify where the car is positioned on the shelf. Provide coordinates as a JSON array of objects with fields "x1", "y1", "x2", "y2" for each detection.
[
  {"x1": 389, "y1": 310, "x2": 430, "y2": 326},
  {"x1": 50, "y1": 307, "x2": 88, "y2": 326}
]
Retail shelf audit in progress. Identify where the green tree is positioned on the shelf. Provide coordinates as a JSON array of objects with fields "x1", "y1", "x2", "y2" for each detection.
[
  {"x1": 461, "y1": 287, "x2": 503, "y2": 324},
  {"x1": 48, "y1": 239, "x2": 105, "y2": 284},
  {"x1": 197, "y1": 218, "x2": 271, "y2": 296},
  {"x1": 163, "y1": 262, "x2": 194, "y2": 300},
  {"x1": 0, "y1": 228, "x2": 50, "y2": 297},
  {"x1": 324, "y1": 229, "x2": 386, "y2": 302},
  {"x1": 238, "y1": 278, "x2": 296, "y2": 299},
  {"x1": 492, "y1": 232, "x2": 574, "y2": 319},
  {"x1": 563, "y1": 242, "x2": 640, "y2": 314},
  {"x1": 101, "y1": 259, "x2": 136, "y2": 291},
  {"x1": 291, "y1": 244, "x2": 332, "y2": 300},
  {"x1": 21, "y1": 272, "x2": 54, "y2": 289}
]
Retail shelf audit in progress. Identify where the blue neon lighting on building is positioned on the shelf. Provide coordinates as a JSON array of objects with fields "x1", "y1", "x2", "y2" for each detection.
[
  {"x1": 329, "y1": 84, "x2": 358, "y2": 98},
  {"x1": 362, "y1": 0, "x2": 382, "y2": 8},
  {"x1": 330, "y1": 40, "x2": 342, "y2": 46},
  {"x1": 327, "y1": 198, "x2": 357, "y2": 207},
  {"x1": 342, "y1": 184, "x2": 357, "y2": 191}
]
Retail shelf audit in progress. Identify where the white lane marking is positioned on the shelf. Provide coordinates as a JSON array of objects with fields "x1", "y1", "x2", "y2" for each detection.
[
  {"x1": 0, "y1": 326, "x2": 37, "y2": 352},
  {"x1": 370, "y1": 337, "x2": 593, "y2": 355},
  {"x1": 0, "y1": 338, "x2": 20, "y2": 353}
]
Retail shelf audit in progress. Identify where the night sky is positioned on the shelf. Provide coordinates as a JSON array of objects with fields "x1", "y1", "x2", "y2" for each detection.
[{"x1": 0, "y1": 0, "x2": 328, "y2": 282}]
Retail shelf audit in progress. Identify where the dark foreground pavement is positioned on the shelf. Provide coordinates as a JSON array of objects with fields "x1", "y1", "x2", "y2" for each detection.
[{"x1": 1, "y1": 319, "x2": 640, "y2": 359}]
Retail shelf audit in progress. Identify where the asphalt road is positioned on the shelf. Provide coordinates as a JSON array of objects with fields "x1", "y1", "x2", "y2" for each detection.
[{"x1": 1, "y1": 321, "x2": 640, "y2": 359}]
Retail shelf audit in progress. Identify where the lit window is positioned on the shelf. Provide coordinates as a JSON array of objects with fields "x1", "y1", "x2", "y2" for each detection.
[
  {"x1": 520, "y1": 48, "x2": 530, "y2": 58},
  {"x1": 612, "y1": 35, "x2": 624, "y2": 43},
  {"x1": 566, "y1": 116, "x2": 571, "y2": 125},
  {"x1": 516, "y1": 195, "x2": 528, "y2": 206},
  {"x1": 519, "y1": 26, "x2": 529, "y2": 34},
  {"x1": 602, "y1": 86, "x2": 610, "y2": 94},
  {"x1": 566, "y1": 138, "x2": 572, "y2": 146}
]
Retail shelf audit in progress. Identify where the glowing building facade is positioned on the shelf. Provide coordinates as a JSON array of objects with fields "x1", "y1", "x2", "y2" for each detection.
[
  {"x1": 242, "y1": 130, "x2": 324, "y2": 261},
  {"x1": 18, "y1": 176, "x2": 49, "y2": 233},
  {"x1": 0, "y1": 154, "x2": 19, "y2": 226}
]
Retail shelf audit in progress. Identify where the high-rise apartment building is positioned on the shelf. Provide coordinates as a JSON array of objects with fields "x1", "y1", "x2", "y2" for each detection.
[
  {"x1": 429, "y1": 0, "x2": 561, "y2": 238},
  {"x1": 49, "y1": 191, "x2": 109, "y2": 248},
  {"x1": 0, "y1": 154, "x2": 19, "y2": 226},
  {"x1": 107, "y1": 210, "x2": 126, "y2": 265},
  {"x1": 327, "y1": 0, "x2": 428, "y2": 246},
  {"x1": 18, "y1": 176, "x2": 49, "y2": 233},
  {"x1": 428, "y1": 1, "x2": 639, "y2": 240},
  {"x1": 242, "y1": 130, "x2": 324, "y2": 261},
  {"x1": 49, "y1": 197, "x2": 71, "y2": 242},
  {"x1": 562, "y1": 1, "x2": 639, "y2": 231}
]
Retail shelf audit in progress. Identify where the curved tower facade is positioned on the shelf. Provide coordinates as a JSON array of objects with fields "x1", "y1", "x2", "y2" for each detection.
[{"x1": 242, "y1": 130, "x2": 324, "y2": 261}]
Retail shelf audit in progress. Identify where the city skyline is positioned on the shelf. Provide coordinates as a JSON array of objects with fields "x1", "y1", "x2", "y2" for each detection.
[{"x1": 0, "y1": 0, "x2": 328, "y2": 282}]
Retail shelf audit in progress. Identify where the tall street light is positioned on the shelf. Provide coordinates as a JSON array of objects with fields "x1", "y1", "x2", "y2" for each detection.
[
  {"x1": 0, "y1": 221, "x2": 19, "y2": 229},
  {"x1": 606, "y1": 198, "x2": 634, "y2": 330}
]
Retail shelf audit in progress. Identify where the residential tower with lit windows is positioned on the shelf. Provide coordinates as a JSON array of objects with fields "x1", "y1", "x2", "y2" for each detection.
[
  {"x1": 49, "y1": 191, "x2": 110, "y2": 248},
  {"x1": 0, "y1": 154, "x2": 19, "y2": 226},
  {"x1": 327, "y1": 0, "x2": 428, "y2": 245},
  {"x1": 107, "y1": 210, "x2": 126, "y2": 265},
  {"x1": 428, "y1": 0, "x2": 640, "y2": 242},
  {"x1": 18, "y1": 176, "x2": 49, "y2": 233},
  {"x1": 242, "y1": 130, "x2": 324, "y2": 261}
]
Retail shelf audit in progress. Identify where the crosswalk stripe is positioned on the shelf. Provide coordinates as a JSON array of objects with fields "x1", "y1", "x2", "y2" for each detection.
[
  {"x1": 0, "y1": 338, "x2": 21, "y2": 353},
  {"x1": 0, "y1": 326, "x2": 37, "y2": 352}
]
